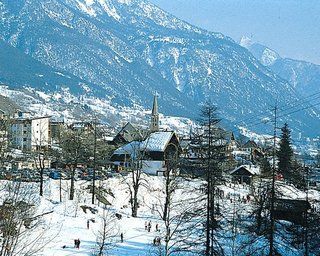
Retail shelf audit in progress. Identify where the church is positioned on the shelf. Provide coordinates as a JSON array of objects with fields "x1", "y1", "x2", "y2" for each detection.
[{"x1": 110, "y1": 95, "x2": 181, "y2": 175}]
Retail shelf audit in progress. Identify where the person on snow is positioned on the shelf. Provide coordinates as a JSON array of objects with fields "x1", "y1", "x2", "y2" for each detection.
[{"x1": 148, "y1": 221, "x2": 151, "y2": 232}]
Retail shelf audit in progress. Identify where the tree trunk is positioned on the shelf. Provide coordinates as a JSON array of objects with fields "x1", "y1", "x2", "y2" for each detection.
[
  {"x1": 206, "y1": 171, "x2": 211, "y2": 256},
  {"x1": 40, "y1": 166, "x2": 44, "y2": 196},
  {"x1": 98, "y1": 218, "x2": 107, "y2": 256},
  {"x1": 39, "y1": 154, "x2": 44, "y2": 196},
  {"x1": 70, "y1": 167, "x2": 75, "y2": 200},
  {"x1": 132, "y1": 186, "x2": 138, "y2": 217},
  {"x1": 163, "y1": 167, "x2": 170, "y2": 221}
]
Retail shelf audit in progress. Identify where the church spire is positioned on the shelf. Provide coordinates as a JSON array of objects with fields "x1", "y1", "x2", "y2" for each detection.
[{"x1": 150, "y1": 94, "x2": 159, "y2": 132}]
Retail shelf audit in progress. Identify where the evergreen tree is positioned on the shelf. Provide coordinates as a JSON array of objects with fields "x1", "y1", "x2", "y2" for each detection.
[{"x1": 277, "y1": 123, "x2": 293, "y2": 180}]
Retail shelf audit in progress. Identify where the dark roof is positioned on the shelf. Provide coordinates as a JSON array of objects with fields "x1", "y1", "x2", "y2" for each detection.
[
  {"x1": 274, "y1": 199, "x2": 311, "y2": 212},
  {"x1": 113, "y1": 122, "x2": 142, "y2": 144},
  {"x1": 243, "y1": 140, "x2": 258, "y2": 148}
]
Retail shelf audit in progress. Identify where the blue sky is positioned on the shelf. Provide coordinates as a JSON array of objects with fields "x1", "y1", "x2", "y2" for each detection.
[{"x1": 150, "y1": 0, "x2": 320, "y2": 64}]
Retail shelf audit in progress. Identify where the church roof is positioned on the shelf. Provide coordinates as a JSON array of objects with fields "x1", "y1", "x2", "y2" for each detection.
[
  {"x1": 141, "y1": 131, "x2": 174, "y2": 152},
  {"x1": 113, "y1": 131, "x2": 177, "y2": 157}
]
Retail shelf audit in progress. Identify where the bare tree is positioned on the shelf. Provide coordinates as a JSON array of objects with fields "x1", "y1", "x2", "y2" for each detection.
[
  {"x1": 94, "y1": 207, "x2": 119, "y2": 256},
  {"x1": 0, "y1": 116, "x2": 12, "y2": 169},
  {"x1": 59, "y1": 127, "x2": 88, "y2": 200},
  {"x1": 0, "y1": 181, "x2": 53, "y2": 256},
  {"x1": 149, "y1": 175, "x2": 207, "y2": 256},
  {"x1": 121, "y1": 140, "x2": 149, "y2": 218}
]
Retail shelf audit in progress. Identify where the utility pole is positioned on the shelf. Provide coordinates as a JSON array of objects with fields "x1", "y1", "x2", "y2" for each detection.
[
  {"x1": 206, "y1": 107, "x2": 212, "y2": 256},
  {"x1": 304, "y1": 164, "x2": 309, "y2": 256},
  {"x1": 92, "y1": 119, "x2": 97, "y2": 205},
  {"x1": 231, "y1": 181, "x2": 237, "y2": 256},
  {"x1": 269, "y1": 104, "x2": 277, "y2": 256}
]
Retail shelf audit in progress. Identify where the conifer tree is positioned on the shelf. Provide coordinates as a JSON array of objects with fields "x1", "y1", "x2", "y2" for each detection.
[{"x1": 277, "y1": 123, "x2": 293, "y2": 180}]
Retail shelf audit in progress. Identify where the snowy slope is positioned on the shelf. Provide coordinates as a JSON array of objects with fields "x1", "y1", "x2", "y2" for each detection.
[
  {"x1": 0, "y1": 0, "x2": 319, "y2": 136},
  {"x1": 240, "y1": 36, "x2": 320, "y2": 102},
  {"x1": 1, "y1": 176, "x2": 319, "y2": 255}
]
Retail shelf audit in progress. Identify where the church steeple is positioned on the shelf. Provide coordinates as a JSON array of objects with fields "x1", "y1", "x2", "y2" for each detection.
[{"x1": 150, "y1": 95, "x2": 159, "y2": 132}]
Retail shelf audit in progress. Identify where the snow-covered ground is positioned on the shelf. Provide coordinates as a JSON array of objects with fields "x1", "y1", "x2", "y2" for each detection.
[
  {"x1": 36, "y1": 176, "x2": 175, "y2": 256},
  {"x1": 0, "y1": 175, "x2": 319, "y2": 256}
]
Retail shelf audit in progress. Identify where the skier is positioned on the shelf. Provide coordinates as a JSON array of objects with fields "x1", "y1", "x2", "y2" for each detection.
[{"x1": 120, "y1": 233, "x2": 123, "y2": 243}]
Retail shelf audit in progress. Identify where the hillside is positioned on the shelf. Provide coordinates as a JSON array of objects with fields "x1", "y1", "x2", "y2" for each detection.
[
  {"x1": 0, "y1": 0, "x2": 319, "y2": 136},
  {"x1": 0, "y1": 94, "x2": 21, "y2": 114},
  {"x1": 240, "y1": 36, "x2": 320, "y2": 100}
]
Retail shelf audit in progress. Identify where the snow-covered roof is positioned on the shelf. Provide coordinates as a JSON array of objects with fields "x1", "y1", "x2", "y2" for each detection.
[
  {"x1": 230, "y1": 165, "x2": 260, "y2": 175},
  {"x1": 232, "y1": 150, "x2": 250, "y2": 155},
  {"x1": 113, "y1": 131, "x2": 176, "y2": 157},
  {"x1": 113, "y1": 141, "x2": 141, "y2": 156},
  {"x1": 141, "y1": 131, "x2": 174, "y2": 152}
]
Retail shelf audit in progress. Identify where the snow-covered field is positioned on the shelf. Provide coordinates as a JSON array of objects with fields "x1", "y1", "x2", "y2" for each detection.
[
  {"x1": 0, "y1": 175, "x2": 319, "y2": 256},
  {"x1": 36, "y1": 176, "x2": 176, "y2": 256}
]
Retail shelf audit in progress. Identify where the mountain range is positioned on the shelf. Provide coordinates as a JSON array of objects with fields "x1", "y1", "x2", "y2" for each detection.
[
  {"x1": 0, "y1": 0, "x2": 319, "y2": 136},
  {"x1": 240, "y1": 36, "x2": 320, "y2": 101}
]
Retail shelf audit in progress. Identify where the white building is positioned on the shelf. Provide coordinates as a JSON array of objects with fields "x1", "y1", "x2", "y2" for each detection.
[
  {"x1": 11, "y1": 114, "x2": 51, "y2": 151},
  {"x1": 11, "y1": 118, "x2": 32, "y2": 151},
  {"x1": 31, "y1": 117, "x2": 51, "y2": 150}
]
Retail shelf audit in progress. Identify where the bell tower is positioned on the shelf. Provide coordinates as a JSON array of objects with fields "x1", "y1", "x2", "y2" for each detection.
[{"x1": 150, "y1": 95, "x2": 159, "y2": 132}]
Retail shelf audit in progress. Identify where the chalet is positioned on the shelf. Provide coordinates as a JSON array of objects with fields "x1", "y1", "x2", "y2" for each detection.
[
  {"x1": 229, "y1": 165, "x2": 260, "y2": 185},
  {"x1": 274, "y1": 198, "x2": 311, "y2": 225},
  {"x1": 111, "y1": 131, "x2": 181, "y2": 175}
]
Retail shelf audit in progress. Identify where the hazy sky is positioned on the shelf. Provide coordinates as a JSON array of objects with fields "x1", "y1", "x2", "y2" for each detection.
[{"x1": 150, "y1": 0, "x2": 320, "y2": 65}]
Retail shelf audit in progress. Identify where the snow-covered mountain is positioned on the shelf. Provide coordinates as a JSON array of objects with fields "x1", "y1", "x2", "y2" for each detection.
[
  {"x1": 240, "y1": 36, "x2": 320, "y2": 100},
  {"x1": 0, "y1": 0, "x2": 319, "y2": 136}
]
